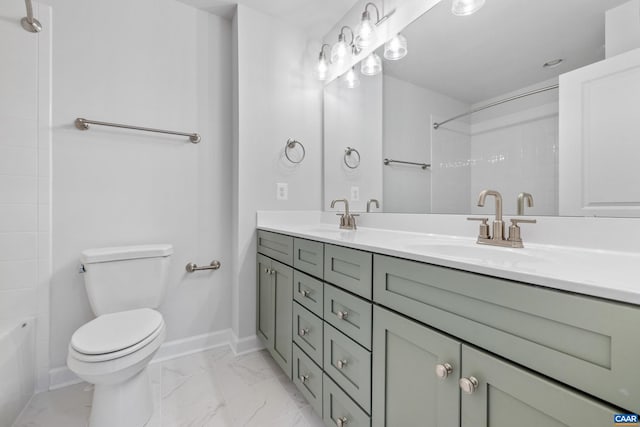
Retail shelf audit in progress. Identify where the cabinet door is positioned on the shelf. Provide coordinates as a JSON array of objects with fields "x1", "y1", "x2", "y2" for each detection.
[
  {"x1": 372, "y1": 306, "x2": 460, "y2": 427},
  {"x1": 271, "y1": 260, "x2": 293, "y2": 379},
  {"x1": 256, "y1": 253, "x2": 273, "y2": 349},
  {"x1": 461, "y1": 346, "x2": 618, "y2": 427}
]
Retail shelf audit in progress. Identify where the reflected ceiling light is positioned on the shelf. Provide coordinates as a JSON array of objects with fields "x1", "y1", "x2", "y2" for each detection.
[
  {"x1": 315, "y1": 44, "x2": 331, "y2": 81},
  {"x1": 331, "y1": 26, "x2": 355, "y2": 66},
  {"x1": 342, "y1": 66, "x2": 360, "y2": 89},
  {"x1": 361, "y1": 52, "x2": 382, "y2": 76},
  {"x1": 384, "y1": 33, "x2": 408, "y2": 60},
  {"x1": 451, "y1": 0, "x2": 486, "y2": 16},
  {"x1": 355, "y1": 2, "x2": 381, "y2": 49},
  {"x1": 543, "y1": 58, "x2": 564, "y2": 68}
]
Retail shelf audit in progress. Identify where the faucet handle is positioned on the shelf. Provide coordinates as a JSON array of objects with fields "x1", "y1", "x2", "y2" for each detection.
[
  {"x1": 467, "y1": 217, "x2": 490, "y2": 239},
  {"x1": 508, "y1": 218, "x2": 536, "y2": 246}
]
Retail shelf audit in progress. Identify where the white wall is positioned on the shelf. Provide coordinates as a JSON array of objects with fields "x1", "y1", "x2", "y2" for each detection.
[
  {"x1": 0, "y1": 1, "x2": 51, "y2": 393},
  {"x1": 383, "y1": 75, "x2": 469, "y2": 213},
  {"x1": 233, "y1": 5, "x2": 323, "y2": 341},
  {"x1": 324, "y1": 73, "x2": 383, "y2": 212},
  {"x1": 469, "y1": 80, "x2": 559, "y2": 216},
  {"x1": 49, "y1": 0, "x2": 232, "y2": 372},
  {"x1": 606, "y1": 0, "x2": 640, "y2": 58}
]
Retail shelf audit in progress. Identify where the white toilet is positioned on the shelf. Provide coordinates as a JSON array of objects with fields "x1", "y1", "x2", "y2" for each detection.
[{"x1": 67, "y1": 244, "x2": 173, "y2": 427}]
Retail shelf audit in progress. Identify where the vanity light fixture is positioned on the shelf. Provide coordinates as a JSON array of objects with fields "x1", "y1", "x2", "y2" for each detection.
[
  {"x1": 384, "y1": 33, "x2": 408, "y2": 60},
  {"x1": 342, "y1": 66, "x2": 361, "y2": 89},
  {"x1": 355, "y1": 2, "x2": 381, "y2": 49},
  {"x1": 315, "y1": 44, "x2": 331, "y2": 81},
  {"x1": 361, "y1": 51, "x2": 382, "y2": 76},
  {"x1": 331, "y1": 26, "x2": 356, "y2": 67},
  {"x1": 451, "y1": 0, "x2": 486, "y2": 16}
]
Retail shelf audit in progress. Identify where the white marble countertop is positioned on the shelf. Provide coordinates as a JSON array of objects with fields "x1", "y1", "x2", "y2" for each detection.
[{"x1": 257, "y1": 221, "x2": 640, "y2": 305}]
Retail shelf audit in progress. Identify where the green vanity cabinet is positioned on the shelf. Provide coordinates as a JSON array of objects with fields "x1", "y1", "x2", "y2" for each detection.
[
  {"x1": 256, "y1": 252, "x2": 293, "y2": 379},
  {"x1": 372, "y1": 306, "x2": 461, "y2": 427}
]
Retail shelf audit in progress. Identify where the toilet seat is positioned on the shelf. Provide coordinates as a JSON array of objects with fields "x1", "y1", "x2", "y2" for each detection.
[{"x1": 71, "y1": 308, "x2": 164, "y2": 362}]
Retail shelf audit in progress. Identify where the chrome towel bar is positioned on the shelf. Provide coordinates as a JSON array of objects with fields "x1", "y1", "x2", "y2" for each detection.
[
  {"x1": 185, "y1": 260, "x2": 221, "y2": 273},
  {"x1": 384, "y1": 158, "x2": 430, "y2": 169},
  {"x1": 75, "y1": 118, "x2": 201, "y2": 144}
]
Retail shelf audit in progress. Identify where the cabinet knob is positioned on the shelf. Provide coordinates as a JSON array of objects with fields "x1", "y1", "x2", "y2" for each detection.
[
  {"x1": 336, "y1": 416, "x2": 348, "y2": 427},
  {"x1": 270, "y1": 269, "x2": 276, "y2": 276},
  {"x1": 299, "y1": 374, "x2": 309, "y2": 384},
  {"x1": 299, "y1": 328, "x2": 310, "y2": 336},
  {"x1": 337, "y1": 359, "x2": 348, "y2": 369},
  {"x1": 264, "y1": 267, "x2": 271, "y2": 274},
  {"x1": 435, "y1": 363, "x2": 453, "y2": 379},
  {"x1": 301, "y1": 289, "x2": 310, "y2": 297},
  {"x1": 459, "y1": 376, "x2": 479, "y2": 394},
  {"x1": 337, "y1": 310, "x2": 348, "y2": 320}
]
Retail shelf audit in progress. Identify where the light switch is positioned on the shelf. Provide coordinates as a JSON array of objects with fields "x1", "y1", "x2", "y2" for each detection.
[
  {"x1": 350, "y1": 186, "x2": 360, "y2": 201},
  {"x1": 277, "y1": 183, "x2": 288, "y2": 200}
]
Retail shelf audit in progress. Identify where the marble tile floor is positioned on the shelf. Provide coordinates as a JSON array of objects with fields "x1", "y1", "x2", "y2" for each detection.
[{"x1": 14, "y1": 347, "x2": 325, "y2": 427}]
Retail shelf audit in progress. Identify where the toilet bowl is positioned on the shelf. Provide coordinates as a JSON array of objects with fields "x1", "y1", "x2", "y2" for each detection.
[
  {"x1": 66, "y1": 243, "x2": 172, "y2": 427},
  {"x1": 67, "y1": 308, "x2": 166, "y2": 427}
]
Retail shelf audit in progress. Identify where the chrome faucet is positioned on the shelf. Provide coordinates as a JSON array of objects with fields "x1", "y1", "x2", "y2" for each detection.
[
  {"x1": 468, "y1": 189, "x2": 536, "y2": 248},
  {"x1": 517, "y1": 192, "x2": 534, "y2": 215},
  {"x1": 366, "y1": 199, "x2": 380, "y2": 213},
  {"x1": 331, "y1": 199, "x2": 358, "y2": 230}
]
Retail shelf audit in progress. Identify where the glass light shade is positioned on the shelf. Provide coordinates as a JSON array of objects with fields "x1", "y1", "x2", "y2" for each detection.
[
  {"x1": 355, "y1": 14, "x2": 376, "y2": 49},
  {"x1": 341, "y1": 67, "x2": 360, "y2": 89},
  {"x1": 331, "y1": 39, "x2": 350, "y2": 66},
  {"x1": 451, "y1": 0, "x2": 486, "y2": 16},
  {"x1": 384, "y1": 33, "x2": 408, "y2": 60},
  {"x1": 316, "y1": 54, "x2": 329, "y2": 81},
  {"x1": 361, "y1": 52, "x2": 382, "y2": 76}
]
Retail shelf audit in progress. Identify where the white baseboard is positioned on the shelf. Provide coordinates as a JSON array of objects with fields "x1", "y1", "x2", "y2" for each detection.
[
  {"x1": 230, "y1": 333, "x2": 263, "y2": 356},
  {"x1": 49, "y1": 328, "x2": 233, "y2": 390}
]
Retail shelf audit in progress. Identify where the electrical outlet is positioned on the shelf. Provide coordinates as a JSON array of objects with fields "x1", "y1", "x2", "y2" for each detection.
[
  {"x1": 277, "y1": 183, "x2": 288, "y2": 200},
  {"x1": 350, "y1": 186, "x2": 360, "y2": 201}
]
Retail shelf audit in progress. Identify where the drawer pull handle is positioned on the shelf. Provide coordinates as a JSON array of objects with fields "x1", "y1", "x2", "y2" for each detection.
[
  {"x1": 336, "y1": 416, "x2": 348, "y2": 427},
  {"x1": 337, "y1": 359, "x2": 348, "y2": 369},
  {"x1": 299, "y1": 374, "x2": 310, "y2": 384},
  {"x1": 337, "y1": 310, "x2": 348, "y2": 320},
  {"x1": 435, "y1": 363, "x2": 453, "y2": 379},
  {"x1": 301, "y1": 289, "x2": 311, "y2": 297},
  {"x1": 299, "y1": 328, "x2": 310, "y2": 336},
  {"x1": 459, "y1": 376, "x2": 479, "y2": 394}
]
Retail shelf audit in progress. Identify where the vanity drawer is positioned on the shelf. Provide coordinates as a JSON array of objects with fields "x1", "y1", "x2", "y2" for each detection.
[
  {"x1": 324, "y1": 284, "x2": 372, "y2": 350},
  {"x1": 373, "y1": 253, "x2": 640, "y2": 413},
  {"x1": 324, "y1": 324, "x2": 372, "y2": 413},
  {"x1": 292, "y1": 343, "x2": 323, "y2": 417},
  {"x1": 324, "y1": 244, "x2": 372, "y2": 299},
  {"x1": 293, "y1": 270, "x2": 323, "y2": 317},
  {"x1": 323, "y1": 373, "x2": 370, "y2": 427},
  {"x1": 294, "y1": 238, "x2": 324, "y2": 279},
  {"x1": 257, "y1": 230, "x2": 293, "y2": 265},
  {"x1": 293, "y1": 302, "x2": 323, "y2": 366}
]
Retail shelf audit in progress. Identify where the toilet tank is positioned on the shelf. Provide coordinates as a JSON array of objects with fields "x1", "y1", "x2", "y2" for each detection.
[{"x1": 81, "y1": 244, "x2": 173, "y2": 316}]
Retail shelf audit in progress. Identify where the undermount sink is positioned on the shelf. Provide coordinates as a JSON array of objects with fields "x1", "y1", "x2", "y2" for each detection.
[{"x1": 401, "y1": 240, "x2": 554, "y2": 266}]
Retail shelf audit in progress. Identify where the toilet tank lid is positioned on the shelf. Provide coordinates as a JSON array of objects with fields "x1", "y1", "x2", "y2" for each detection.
[{"x1": 81, "y1": 244, "x2": 173, "y2": 264}]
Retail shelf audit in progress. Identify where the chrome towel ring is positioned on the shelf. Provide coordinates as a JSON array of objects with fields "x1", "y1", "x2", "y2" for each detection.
[
  {"x1": 285, "y1": 138, "x2": 306, "y2": 164},
  {"x1": 344, "y1": 147, "x2": 361, "y2": 169}
]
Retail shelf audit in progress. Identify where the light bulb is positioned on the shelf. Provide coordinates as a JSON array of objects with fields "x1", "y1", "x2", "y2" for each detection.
[
  {"x1": 316, "y1": 54, "x2": 329, "y2": 81},
  {"x1": 342, "y1": 67, "x2": 360, "y2": 89},
  {"x1": 331, "y1": 37, "x2": 350, "y2": 66},
  {"x1": 384, "y1": 33, "x2": 408, "y2": 60},
  {"x1": 361, "y1": 52, "x2": 382, "y2": 76},
  {"x1": 451, "y1": 0, "x2": 486, "y2": 16},
  {"x1": 355, "y1": 11, "x2": 376, "y2": 49}
]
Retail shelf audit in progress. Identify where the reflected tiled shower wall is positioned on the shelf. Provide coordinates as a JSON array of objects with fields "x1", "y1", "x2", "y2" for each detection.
[{"x1": 0, "y1": 1, "x2": 52, "y2": 424}]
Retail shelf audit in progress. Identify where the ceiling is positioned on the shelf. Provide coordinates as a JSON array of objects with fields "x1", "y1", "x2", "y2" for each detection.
[
  {"x1": 178, "y1": 0, "x2": 359, "y2": 38},
  {"x1": 383, "y1": 0, "x2": 629, "y2": 104}
]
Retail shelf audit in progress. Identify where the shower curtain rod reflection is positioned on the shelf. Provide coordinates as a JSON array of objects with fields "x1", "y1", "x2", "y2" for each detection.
[{"x1": 433, "y1": 84, "x2": 559, "y2": 130}]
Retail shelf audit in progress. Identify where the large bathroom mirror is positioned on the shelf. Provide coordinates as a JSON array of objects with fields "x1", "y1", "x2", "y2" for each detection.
[{"x1": 323, "y1": 0, "x2": 631, "y2": 216}]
